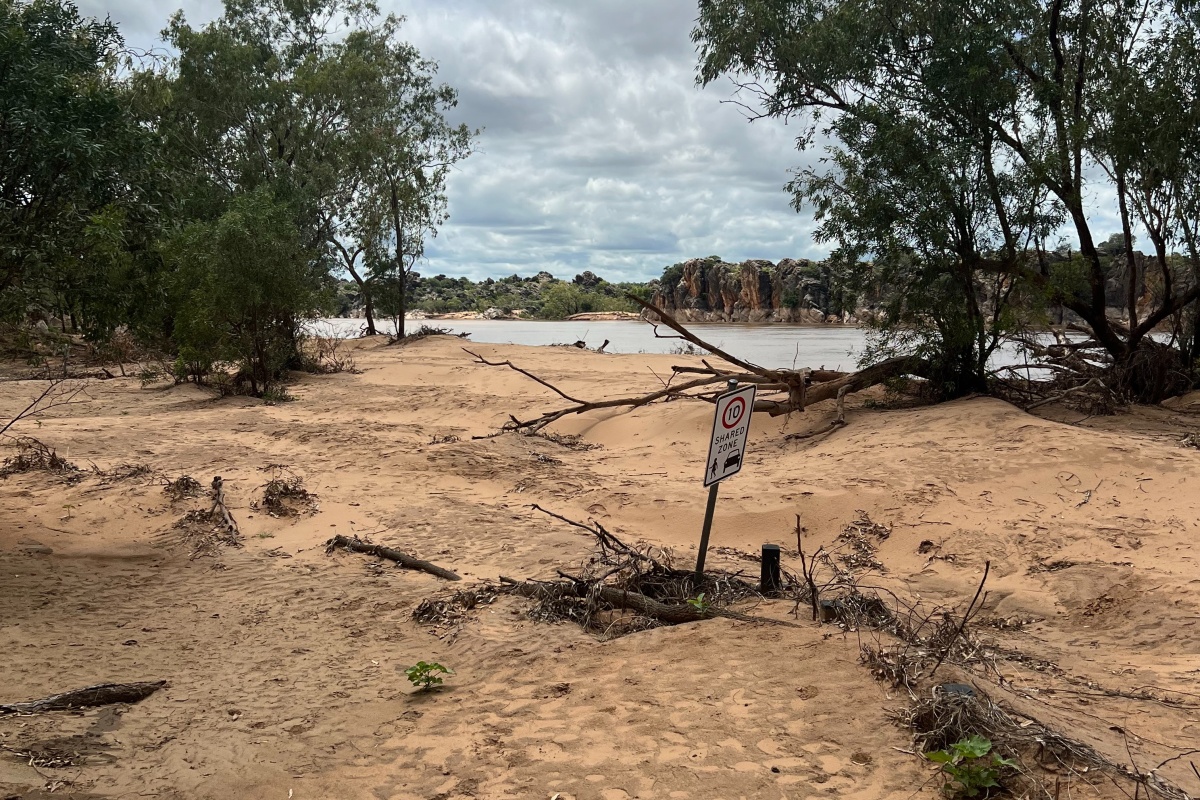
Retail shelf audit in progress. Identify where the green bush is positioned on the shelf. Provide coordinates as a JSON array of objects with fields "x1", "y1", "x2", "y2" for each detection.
[
  {"x1": 405, "y1": 661, "x2": 452, "y2": 690},
  {"x1": 925, "y1": 736, "x2": 1015, "y2": 798},
  {"x1": 163, "y1": 189, "x2": 331, "y2": 397}
]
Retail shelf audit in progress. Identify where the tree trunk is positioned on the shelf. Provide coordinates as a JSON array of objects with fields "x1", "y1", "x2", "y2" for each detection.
[
  {"x1": 389, "y1": 178, "x2": 407, "y2": 340},
  {"x1": 345, "y1": 263, "x2": 376, "y2": 336},
  {"x1": 397, "y1": 265, "x2": 406, "y2": 339}
]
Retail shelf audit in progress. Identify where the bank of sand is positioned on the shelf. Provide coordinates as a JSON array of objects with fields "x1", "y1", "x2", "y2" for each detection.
[{"x1": 2, "y1": 335, "x2": 1200, "y2": 800}]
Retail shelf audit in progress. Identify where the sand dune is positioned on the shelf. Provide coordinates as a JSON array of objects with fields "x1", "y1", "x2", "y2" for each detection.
[{"x1": 2, "y1": 335, "x2": 1199, "y2": 799}]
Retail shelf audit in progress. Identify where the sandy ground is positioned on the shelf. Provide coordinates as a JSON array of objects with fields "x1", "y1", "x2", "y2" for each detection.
[{"x1": 2, "y1": 335, "x2": 1200, "y2": 800}]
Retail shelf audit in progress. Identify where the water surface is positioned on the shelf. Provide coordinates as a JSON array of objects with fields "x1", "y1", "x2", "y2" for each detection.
[{"x1": 312, "y1": 318, "x2": 869, "y2": 371}]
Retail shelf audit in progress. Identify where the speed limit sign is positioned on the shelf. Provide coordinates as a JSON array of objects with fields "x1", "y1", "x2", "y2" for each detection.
[{"x1": 703, "y1": 384, "x2": 757, "y2": 486}]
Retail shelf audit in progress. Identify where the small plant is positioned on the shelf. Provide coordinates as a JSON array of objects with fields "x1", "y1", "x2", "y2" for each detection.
[
  {"x1": 925, "y1": 735, "x2": 1015, "y2": 798},
  {"x1": 686, "y1": 593, "x2": 711, "y2": 613},
  {"x1": 405, "y1": 661, "x2": 452, "y2": 690}
]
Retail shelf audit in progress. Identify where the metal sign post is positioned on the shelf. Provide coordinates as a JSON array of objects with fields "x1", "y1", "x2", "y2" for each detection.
[{"x1": 694, "y1": 379, "x2": 757, "y2": 581}]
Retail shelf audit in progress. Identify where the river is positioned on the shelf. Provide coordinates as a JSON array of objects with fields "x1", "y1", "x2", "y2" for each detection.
[
  {"x1": 312, "y1": 318, "x2": 876, "y2": 371},
  {"x1": 313, "y1": 318, "x2": 1050, "y2": 372}
]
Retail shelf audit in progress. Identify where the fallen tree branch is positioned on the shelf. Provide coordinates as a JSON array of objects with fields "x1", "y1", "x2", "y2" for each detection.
[
  {"x1": 626, "y1": 293, "x2": 772, "y2": 376},
  {"x1": 929, "y1": 560, "x2": 990, "y2": 678},
  {"x1": 500, "y1": 577, "x2": 801, "y2": 628},
  {"x1": 468, "y1": 298, "x2": 934, "y2": 432},
  {"x1": 326, "y1": 534, "x2": 461, "y2": 581},
  {"x1": 466, "y1": 347, "x2": 729, "y2": 432},
  {"x1": 0, "y1": 681, "x2": 166, "y2": 715},
  {"x1": 531, "y1": 503, "x2": 658, "y2": 566},
  {"x1": 786, "y1": 386, "x2": 849, "y2": 441}
]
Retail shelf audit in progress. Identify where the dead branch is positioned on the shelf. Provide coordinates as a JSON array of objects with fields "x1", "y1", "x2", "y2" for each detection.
[
  {"x1": 794, "y1": 514, "x2": 822, "y2": 621},
  {"x1": 468, "y1": 299, "x2": 935, "y2": 433},
  {"x1": 786, "y1": 387, "x2": 849, "y2": 441},
  {"x1": 326, "y1": 534, "x2": 461, "y2": 581},
  {"x1": 930, "y1": 560, "x2": 991, "y2": 677},
  {"x1": 0, "y1": 681, "x2": 166, "y2": 715},
  {"x1": 626, "y1": 293, "x2": 773, "y2": 376},
  {"x1": 0, "y1": 378, "x2": 90, "y2": 438},
  {"x1": 531, "y1": 504, "x2": 657, "y2": 566},
  {"x1": 209, "y1": 476, "x2": 240, "y2": 541},
  {"x1": 465, "y1": 347, "x2": 730, "y2": 432}
]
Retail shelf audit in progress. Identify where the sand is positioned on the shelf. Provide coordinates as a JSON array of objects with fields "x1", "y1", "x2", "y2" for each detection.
[{"x1": 2, "y1": 335, "x2": 1199, "y2": 799}]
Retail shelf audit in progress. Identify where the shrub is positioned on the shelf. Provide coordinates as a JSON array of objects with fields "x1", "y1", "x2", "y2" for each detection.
[
  {"x1": 163, "y1": 189, "x2": 331, "y2": 397},
  {"x1": 405, "y1": 661, "x2": 452, "y2": 690},
  {"x1": 925, "y1": 736, "x2": 1015, "y2": 798}
]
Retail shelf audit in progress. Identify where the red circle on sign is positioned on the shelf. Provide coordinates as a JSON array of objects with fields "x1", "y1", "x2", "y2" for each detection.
[{"x1": 722, "y1": 396, "x2": 746, "y2": 429}]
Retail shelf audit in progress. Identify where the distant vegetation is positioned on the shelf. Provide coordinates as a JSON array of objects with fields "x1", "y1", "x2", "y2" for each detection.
[{"x1": 333, "y1": 270, "x2": 650, "y2": 320}]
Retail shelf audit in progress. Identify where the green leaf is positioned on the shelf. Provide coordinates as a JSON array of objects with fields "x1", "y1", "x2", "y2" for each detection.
[
  {"x1": 925, "y1": 750, "x2": 955, "y2": 764},
  {"x1": 952, "y1": 735, "x2": 992, "y2": 759}
]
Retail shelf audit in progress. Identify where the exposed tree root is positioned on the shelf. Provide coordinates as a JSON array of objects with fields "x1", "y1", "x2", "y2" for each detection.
[
  {"x1": 499, "y1": 577, "x2": 800, "y2": 628},
  {"x1": 209, "y1": 476, "x2": 239, "y2": 540}
]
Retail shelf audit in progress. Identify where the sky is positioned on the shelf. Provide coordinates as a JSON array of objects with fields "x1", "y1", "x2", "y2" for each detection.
[
  {"x1": 81, "y1": 0, "x2": 826, "y2": 283},
  {"x1": 83, "y1": 0, "x2": 1128, "y2": 284}
]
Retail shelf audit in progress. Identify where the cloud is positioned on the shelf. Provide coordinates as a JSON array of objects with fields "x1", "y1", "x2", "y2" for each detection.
[
  {"x1": 80, "y1": 0, "x2": 1131, "y2": 283},
  {"x1": 82, "y1": 0, "x2": 825, "y2": 282}
]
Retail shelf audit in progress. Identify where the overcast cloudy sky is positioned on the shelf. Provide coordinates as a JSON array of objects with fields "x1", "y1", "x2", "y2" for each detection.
[{"x1": 81, "y1": 0, "x2": 828, "y2": 282}]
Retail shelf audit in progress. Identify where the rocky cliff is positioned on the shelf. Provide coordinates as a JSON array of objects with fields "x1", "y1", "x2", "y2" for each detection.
[{"x1": 651, "y1": 257, "x2": 855, "y2": 323}]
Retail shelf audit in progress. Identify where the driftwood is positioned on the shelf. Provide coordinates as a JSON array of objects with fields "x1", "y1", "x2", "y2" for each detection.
[
  {"x1": 326, "y1": 535, "x2": 461, "y2": 581},
  {"x1": 500, "y1": 577, "x2": 801, "y2": 628},
  {"x1": 209, "y1": 476, "x2": 239, "y2": 540},
  {"x1": 468, "y1": 296, "x2": 933, "y2": 433},
  {"x1": 0, "y1": 681, "x2": 166, "y2": 715}
]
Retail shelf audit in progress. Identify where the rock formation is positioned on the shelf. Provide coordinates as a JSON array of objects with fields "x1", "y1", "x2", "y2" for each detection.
[{"x1": 650, "y1": 257, "x2": 856, "y2": 323}]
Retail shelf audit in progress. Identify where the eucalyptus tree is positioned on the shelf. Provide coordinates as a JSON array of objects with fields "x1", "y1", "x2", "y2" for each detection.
[
  {"x1": 162, "y1": 0, "x2": 472, "y2": 342},
  {"x1": 331, "y1": 19, "x2": 474, "y2": 339},
  {"x1": 695, "y1": 0, "x2": 1200, "y2": 400},
  {"x1": 153, "y1": 0, "x2": 470, "y2": 385},
  {"x1": 321, "y1": 15, "x2": 475, "y2": 338}
]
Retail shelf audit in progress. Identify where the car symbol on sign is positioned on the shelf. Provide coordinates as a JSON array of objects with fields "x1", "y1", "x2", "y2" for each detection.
[{"x1": 723, "y1": 450, "x2": 741, "y2": 470}]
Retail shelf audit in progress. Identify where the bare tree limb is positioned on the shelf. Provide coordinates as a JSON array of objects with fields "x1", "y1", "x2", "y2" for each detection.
[
  {"x1": 0, "y1": 378, "x2": 90, "y2": 438},
  {"x1": 466, "y1": 348, "x2": 729, "y2": 432},
  {"x1": 626, "y1": 294, "x2": 774, "y2": 377},
  {"x1": 326, "y1": 534, "x2": 461, "y2": 581}
]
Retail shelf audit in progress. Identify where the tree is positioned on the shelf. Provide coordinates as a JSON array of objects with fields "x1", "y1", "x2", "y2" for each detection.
[
  {"x1": 346, "y1": 30, "x2": 473, "y2": 339},
  {"x1": 694, "y1": 0, "x2": 1200, "y2": 400},
  {"x1": 164, "y1": 188, "x2": 331, "y2": 395},
  {"x1": 540, "y1": 284, "x2": 587, "y2": 319},
  {"x1": 155, "y1": 0, "x2": 387, "y2": 349},
  {"x1": 0, "y1": 0, "x2": 158, "y2": 330}
]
